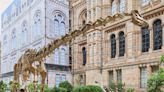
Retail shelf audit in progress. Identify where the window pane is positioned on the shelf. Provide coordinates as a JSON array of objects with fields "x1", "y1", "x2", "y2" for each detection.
[
  {"x1": 119, "y1": 32, "x2": 125, "y2": 56},
  {"x1": 153, "y1": 20, "x2": 162, "y2": 50},
  {"x1": 111, "y1": 34, "x2": 116, "y2": 58},
  {"x1": 140, "y1": 67, "x2": 147, "y2": 88},
  {"x1": 142, "y1": 27, "x2": 150, "y2": 52}
]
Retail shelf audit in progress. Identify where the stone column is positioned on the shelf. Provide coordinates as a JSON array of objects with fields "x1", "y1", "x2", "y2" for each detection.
[
  {"x1": 113, "y1": 69, "x2": 117, "y2": 83},
  {"x1": 108, "y1": 33, "x2": 111, "y2": 61},
  {"x1": 137, "y1": 30, "x2": 142, "y2": 56},
  {"x1": 102, "y1": 0, "x2": 112, "y2": 17},
  {"x1": 126, "y1": 21, "x2": 135, "y2": 61},
  {"x1": 115, "y1": 0, "x2": 119, "y2": 13},
  {"x1": 147, "y1": 64, "x2": 152, "y2": 77},
  {"x1": 107, "y1": 0, "x2": 112, "y2": 15},
  {"x1": 149, "y1": 28, "x2": 153, "y2": 53},
  {"x1": 116, "y1": 33, "x2": 119, "y2": 59},
  {"x1": 162, "y1": 23, "x2": 164, "y2": 51}
]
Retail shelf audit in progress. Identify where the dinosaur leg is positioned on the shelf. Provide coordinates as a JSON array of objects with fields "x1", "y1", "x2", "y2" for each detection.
[
  {"x1": 40, "y1": 70, "x2": 47, "y2": 92},
  {"x1": 13, "y1": 64, "x2": 18, "y2": 92},
  {"x1": 30, "y1": 67, "x2": 38, "y2": 92},
  {"x1": 39, "y1": 60, "x2": 47, "y2": 92},
  {"x1": 22, "y1": 70, "x2": 30, "y2": 92}
]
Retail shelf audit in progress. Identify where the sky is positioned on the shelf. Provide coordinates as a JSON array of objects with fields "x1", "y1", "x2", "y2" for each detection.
[{"x1": 0, "y1": 0, "x2": 13, "y2": 35}]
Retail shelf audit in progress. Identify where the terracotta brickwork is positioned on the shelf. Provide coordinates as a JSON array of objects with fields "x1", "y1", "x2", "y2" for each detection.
[{"x1": 70, "y1": 0, "x2": 164, "y2": 91}]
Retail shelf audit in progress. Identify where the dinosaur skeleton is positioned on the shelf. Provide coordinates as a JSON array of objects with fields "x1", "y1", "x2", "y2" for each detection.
[{"x1": 12, "y1": 10, "x2": 148, "y2": 92}]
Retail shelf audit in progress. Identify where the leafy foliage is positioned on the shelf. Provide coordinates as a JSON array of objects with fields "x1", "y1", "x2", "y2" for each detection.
[
  {"x1": 147, "y1": 55, "x2": 164, "y2": 92},
  {"x1": 126, "y1": 88, "x2": 135, "y2": 92},
  {"x1": 87, "y1": 85, "x2": 104, "y2": 92},
  {"x1": 9, "y1": 81, "x2": 20, "y2": 91},
  {"x1": 0, "y1": 81, "x2": 7, "y2": 92},
  {"x1": 72, "y1": 86, "x2": 91, "y2": 92},
  {"x1": 147, "y1": 68, "x2": 164, "y2": 92},
  {"x1": 72, "y1": 85, "x2": 104, "y2": 92},
  {"x1": 109, "y1": 81, "x2": 125, "y2": 92},
  {"x1": 59, "y1": 81, "x2": 73, "y2": 92}
]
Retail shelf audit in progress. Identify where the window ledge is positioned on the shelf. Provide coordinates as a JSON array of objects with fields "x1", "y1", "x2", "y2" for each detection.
[
  {"x1": 141, "y1": 0, "x2": 161, "y2": 10},
  {"x1": 152, "y1": 49, "x2": 162, "y2": 53},
  {"x1": 141, "y1": 51, "x2": 149, "y2": 55}
]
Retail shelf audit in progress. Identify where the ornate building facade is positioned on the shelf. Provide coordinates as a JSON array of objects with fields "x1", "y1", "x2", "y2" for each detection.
[
  {"x1": 1, "y1": 0, "x2": 71, "y2": 87},
  {"x1": 70, "y1": 0, "x2": 164, "y2": 91}
]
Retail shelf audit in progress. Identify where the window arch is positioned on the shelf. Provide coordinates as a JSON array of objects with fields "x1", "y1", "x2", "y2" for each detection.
[
  {"x1": 111, "y1": 34, "x2": 116, "y2": 58},
  {"x1": 3, "y1": 35, "x2": 8, "y2": 54},
  {"x1": 79, "y1": 9, "x2": 87, "y2": 26},
  {"x1": 54, "y1": 19, "x2": 59, "y2": 35},
  {"x1": 60, "y1": 22, "x2": 65, "y2": 36},
  {"x1": 142, "y1": 0, "x2": 150, "y2": 6},
  {"x1": 11, "y1": 29, "x2": 16, "y2": 50},
  {"x1": 111, "y1": 0, "x2": 117, "y2": 15},
  {"x1": 119, "y1": 0, "x2": 126, "y2": 13},
  {"x1": 60, "y1": 48, "x2": 66, "y2": 65},
  {"x1": 82, "y1": 47, "x2": 87, "y2": 65},
  {"x1": 21, "y1": 20, "x2": 28, "y2": 46},
  {"x1": 34, "y1": 10, "x2": 41, "y2": 38},
  {"x1": 54, "y1": 49, "x2": 59, "y2": 64},
  {"x1": 119, "y1": 32, "x2": 125, "y2": 56},
  {"x1": 153, "y1": 19, "x2": 162, "y2": 50},
  {"x1": 54, "y1": 13, "x2": 66, "y2": 36},
  {"x1": 142, "y1": 27, "x2": 150, "y2": 52}
]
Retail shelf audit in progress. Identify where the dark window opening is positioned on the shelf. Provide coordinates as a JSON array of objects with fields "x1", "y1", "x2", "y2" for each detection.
[
  {"x1": 82, "y1": 47, "x2": 87, "y2": 65},
  {"x1": 111, "y1": 34, "x2": 116, "y2": 58},
  {"x1": 153, "y1": 19, "x2": 163, "y2": 50},
  {"x1": 119, "y1": 32, "x2": 125, "y2": 56},
  {"x1": 142, "y1": 27, "x2": 150, "y2": 52}
]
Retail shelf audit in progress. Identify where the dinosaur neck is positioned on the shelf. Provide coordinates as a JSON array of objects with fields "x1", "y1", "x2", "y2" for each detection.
[
  {"x1": 34, "y1": 24, "x2": 91, "y2": 61},
  {"x1": 33, "y1": 11, "x2": 148, "y2": 61}
]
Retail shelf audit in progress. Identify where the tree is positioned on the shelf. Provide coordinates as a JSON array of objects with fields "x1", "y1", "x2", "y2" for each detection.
[{"x1": 147, "y1": 55, "x2": 164, "y2": 92}]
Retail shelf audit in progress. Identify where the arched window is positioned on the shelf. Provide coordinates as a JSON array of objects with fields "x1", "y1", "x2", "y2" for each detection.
[
  {"x1": 54, "y1": 49, "x2": 59, "y2": 64},
  {"x1": 119, "y1": 0, "x2": 125, "y2": 13},
  {"x1": 3, "y1": 35, "x2": 8, "y2": 54},
  {"x1": 142, "y1": 27, "x2": 150, "y2": 52},
  {"x1": 60, "y1": 48, "x2": 66, "y2": 65},
  {"x1": 21, "y1": 21, "x2": 28, "y2": 46},
  {"x1": 153, "y1": 19, "x2": 162, "y2": 50},
  {"x1": 60, "y1": 22, "x2": 65, "y2": 36},
  {"x1": 111, "y1": 34, "x2": 116, "y2": 58},
  {"x1": 82, "y1": 47, "x2": 87, "y2": 65},
  {"x1": 34, "y1": 10, "x2": 41, "y2": 39},
  {"x1": 142, "y1": 0, "x2": 150, "y2": 6},
  {"x1": 54, "y1": 13, "x2": 66, "y2": 36},
  {"x1": 111, "y1": 0, "x2": 117, "y2": 15},
  {"x1": 11, "y1": 29, "x2": 16, "y2": 50},
  {"x1": 119, "y1": 32, "x2": 125, "y2": 56},
  {"x1": 54, "y1": 19, "x2": 59, "y2": 35}
]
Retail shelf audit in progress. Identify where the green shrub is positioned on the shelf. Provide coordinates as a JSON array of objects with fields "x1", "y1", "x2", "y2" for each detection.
[
  {"x1": 73, "y1": 86, "x2": 91, "y2": 92},
  {"x1": 59, "y1": 81, "x2": 73, "y2": 92},
  {"x1": 72, "y1": 85, "x2": 103, "y2": 92},
  {"x1": 44, "y1": 84, "x2": 52, "y2": 92},
  {"x1": 59, "y1": 87, "x2": 67, "y2": 92},
  {"x1": 87, "y1": 85, "x2": 104, "y2": 92},
  {"x1": 117, "y1": 82, "x2": 125, "y2": 92},
  {"x1": 109, "y1": 81, "x2": 116, "y2": 92},
  {"x1": 147, "y1": 55, "x2": 164, "y2": 92},
  {"x1": 109, "y1": 81, "x2": 125, "y2": 92},
  {"x1": 126, "y1": 88, "x2": 135, "y2": 92},
  {"x1": 0, "y1": 81, "x2": 7, "y2": 92},
  {"x1": 147, "y1": 68, "x2": 164, "y2": 92}
]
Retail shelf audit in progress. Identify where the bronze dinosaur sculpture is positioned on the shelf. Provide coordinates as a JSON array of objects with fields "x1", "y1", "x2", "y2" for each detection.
[{"x1": 12, "y1": 10, "x2": 149, "y2": 92}]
